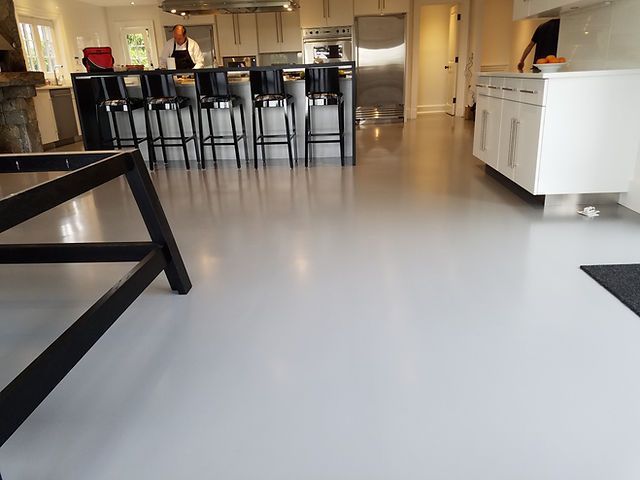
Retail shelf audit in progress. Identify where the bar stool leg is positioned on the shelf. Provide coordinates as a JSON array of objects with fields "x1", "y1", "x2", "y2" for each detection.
[
  {"x1": 239, "y1": 103, "x2": 249, "y2": 164},
  {"x1": 258, "y1": 107, "x2": 266, "y2": 164},
  {"x1": 110, "y1": 111, "x2": 122, "y2": 149},
  {"x1": 126, "y1": 108, "x2": 139, "y2": 148},
  {"x1": 176, "y1": 108, "x2": 191, "y2": 170},
  {"x1": 142, "y1": 107, "x2": 156, "y2": 170},
  {"x1": 155, "y1": 110, "x2": 168, "y2": 165},
  {"x1": 338, "y1": 100, "x2": 345, "y2": 167},
  {"x1": 283, "y1": 100, "x2": 294, "y2": 169},
  {"x1": 96, "y1": 105, "x2": 105, "y2": 150},
  {"x1": 304, "y1": 99, "x2": 310, "y2": 168},
  {"x1": 197, "y1": 104, "x2": 206, "y2": 169},
  {"x1": 188, "y1": 105, "x2": 201, "y2": 168},
  {"x1": 229, "y1": 104, "x2": 241, "y2": 169},
  {"x1": 291, "y1": 101, "x2": 298, "y2": 165},
  {"x1": 206, "y1": 108, "x2": 217, "y2": 166},
  {"x1": 252, "y1": 103, "x2": 259, "y2": 169}
]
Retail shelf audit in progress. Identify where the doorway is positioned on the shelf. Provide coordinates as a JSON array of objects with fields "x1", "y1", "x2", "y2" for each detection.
[{"x1": 415, "y1": 3, "x2": 461, "y2": 116}]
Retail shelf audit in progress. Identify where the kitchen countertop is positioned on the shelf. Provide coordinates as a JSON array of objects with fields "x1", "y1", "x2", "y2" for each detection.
[
  {"x1": 478, "y1": 68, "x2": 640, "y2": 79},
  {"x1": 37, "y1": 85, "x2": 72, "y2": 90}
]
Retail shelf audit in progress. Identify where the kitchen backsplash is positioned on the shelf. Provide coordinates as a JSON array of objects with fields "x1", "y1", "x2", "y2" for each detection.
[{"x1": 558, "y1": 0, "x2": 640, "y2": 71}]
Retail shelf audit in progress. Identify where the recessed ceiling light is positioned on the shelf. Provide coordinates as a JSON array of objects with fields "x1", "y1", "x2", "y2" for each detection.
[
  {"x1": 170, "y1": 8, "x2": 176, "y2": 13},
  {"x1": 130, "y1": 1, "x2": 135, "y2": 4},
  {"x1": 180, "y1": 11, "x2": 186, "y2": 16}
]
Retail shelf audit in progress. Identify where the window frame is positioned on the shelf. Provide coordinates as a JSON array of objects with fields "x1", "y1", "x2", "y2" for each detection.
[
  {"x1": 118, "y1": 23, "x2": 159, "y2": 69},
  {"x1": 17, "y1": 16, "x2": 59, "y2": 77}
]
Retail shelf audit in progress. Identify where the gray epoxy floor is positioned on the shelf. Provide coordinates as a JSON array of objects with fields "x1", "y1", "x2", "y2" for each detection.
[{"x1": 2, "y1": 115, "x2": 640, "y2": 479}]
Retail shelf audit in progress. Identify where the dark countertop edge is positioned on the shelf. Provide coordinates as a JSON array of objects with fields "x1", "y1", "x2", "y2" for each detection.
[{"x1": 71, "y1": 62, "x2": 356, "y2": 78}]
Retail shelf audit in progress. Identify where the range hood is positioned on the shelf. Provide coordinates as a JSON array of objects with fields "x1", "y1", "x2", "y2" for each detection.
[{"x1": 161, "y1": 0, "x2": 299, "y2": 15}]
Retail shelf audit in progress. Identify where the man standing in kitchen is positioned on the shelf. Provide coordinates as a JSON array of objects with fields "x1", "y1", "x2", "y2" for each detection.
[
  {"x1": 159, "y1": 25, "x2": 205, "y2": 69},
  {"x1": 517, "y1": 18, "x2": 561, "y2": 72}
]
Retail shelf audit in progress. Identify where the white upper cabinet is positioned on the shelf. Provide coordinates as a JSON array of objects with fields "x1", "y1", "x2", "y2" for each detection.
[
  {"x1": 257, "y1": 11, "x2": 302, "y2": 53},
  {"x1": 216, "y1": 14, "x2": 258, "y2": 57},
  {"x1": 514, "y1": 0, "x2": 606, "y2": 20},
  {"x1": 299, "y1": 0, "x2": 354, "y2": 28},
  {"x1": 355, "y1": 0, "x2": 410, "y2": 16}
]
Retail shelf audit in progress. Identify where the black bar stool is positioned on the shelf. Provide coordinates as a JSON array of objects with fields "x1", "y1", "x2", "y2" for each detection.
[
  {"x1": 141, "y1": 74, "x2": 200, "y2": 170},
  {"x1": 195, "y1": 70, "x2": 248, "y2": 169},
  {"x1": 305, "y1": 67, "x2": 345, "y2": 167},
  {"x1": 249, "y1": 69, "x2": 298, "y2": 169},
  {"x1": 95, "y1": 76, "x2": 153, "y2": 166}
]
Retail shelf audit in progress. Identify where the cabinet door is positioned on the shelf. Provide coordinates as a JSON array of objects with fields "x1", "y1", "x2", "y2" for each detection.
[
  {"x1": 300, "y1": 0, "x2": 327, "y2": 28},
  {"x1": 50, "y1": 89, "x2": 78, "y2": 140},
  {"x1": 484, "y1": 95, "x2": 503, "y2": 171},
  {"x1": 236, "y1": 14, "x2": 259, "y2": 56},
  {"x1": 382, "y1": 0, "x2": 410, "y2": 13},
  {"x1": 497, "y1": 99, "x2": 519, "y2": 180},
  {"x1": 257, "y1": 13, "x2": 281, "y2": 53},
  {"x1": 327, "y1": 0, "x2": 354, "y2": 26},
  {"x1": 216, "y1": 14, "x2": 239, "y2": 57},
  {"x1": 512, "y1": 103, "x2": 544, "y2": 194},
  {"x1": 33, "y1": 90, "x2": 58, "y2": 144},
  {"x1": 513, "y1": 0, "x2": 530, "y2": 20},
  {"x1": 281, "y1": 10, "x2": 302, "y2": 52},
  {"x1": 355, "y1": 0, "x2": 381, "y2": 15},
  {"x1": 473, "y1": 94, "x2": 489, "y2": 162}
]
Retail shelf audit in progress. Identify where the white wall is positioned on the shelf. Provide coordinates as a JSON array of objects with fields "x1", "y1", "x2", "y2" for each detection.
[
  {"x1": 416, "y1": 4, "x2": 450, "y2": 114},
  {"x1": 14, "y1": 0, "x2": 111, "y2": 80},
  {"x1": 558, "y1": 0, "x2": 640, "y2": 71}
]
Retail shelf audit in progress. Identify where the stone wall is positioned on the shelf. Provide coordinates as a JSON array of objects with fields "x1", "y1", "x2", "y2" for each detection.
[{"x1": 0, "y1": 0, "x2": 26, "y2": 72}]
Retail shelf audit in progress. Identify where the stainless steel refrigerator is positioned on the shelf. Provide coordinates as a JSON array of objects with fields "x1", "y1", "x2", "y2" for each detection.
[{"x1": 355, "y1": 15, "x2": 406, "y2": 123}]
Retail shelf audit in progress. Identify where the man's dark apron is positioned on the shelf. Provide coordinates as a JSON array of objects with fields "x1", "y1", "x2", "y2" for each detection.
[{"x1": 172, "y1": 39, "x2": 195, "y2": 69}]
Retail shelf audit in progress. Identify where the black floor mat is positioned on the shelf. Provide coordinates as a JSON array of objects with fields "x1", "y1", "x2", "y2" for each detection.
[{"x1": 581, "y1": 264, "x2": 640, "y2": 316}]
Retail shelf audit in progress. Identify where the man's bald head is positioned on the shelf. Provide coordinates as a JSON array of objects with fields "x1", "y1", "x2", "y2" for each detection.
[{"x1": 172, "y1": 25, "x2": 187, "y2": 45}]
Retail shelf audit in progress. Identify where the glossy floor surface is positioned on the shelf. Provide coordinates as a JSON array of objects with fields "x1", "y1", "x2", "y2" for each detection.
[{"x1": 2, "y1": 116, "x2": 640, "y2": 479}]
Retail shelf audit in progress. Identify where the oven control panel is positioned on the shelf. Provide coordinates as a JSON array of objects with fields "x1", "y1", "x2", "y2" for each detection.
[{"x1": 302, "y1": 26, "x2": 352, "y2": 40}]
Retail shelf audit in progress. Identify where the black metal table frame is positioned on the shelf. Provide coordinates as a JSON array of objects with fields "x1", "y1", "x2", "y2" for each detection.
[{"x1": 0, "y1": 150, "x2": 191, "y2": 474}]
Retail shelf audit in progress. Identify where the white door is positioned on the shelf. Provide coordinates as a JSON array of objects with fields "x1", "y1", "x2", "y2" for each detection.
[
  {"x1": 513, "y1": 103, "x2": 544, "y2": 194},
  {"x1": 497, "y1": 98, "x2": 519, "y2": 180},
  {"x1": 445, "y1": 5, "x2": 459, "y2": 116}
]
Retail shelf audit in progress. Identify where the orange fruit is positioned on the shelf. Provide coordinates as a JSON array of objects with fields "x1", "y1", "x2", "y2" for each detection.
[
  {"x1": 546, "y1": 55, "x2": 557, "y2": 62},
  {"x1": 557, "y1": 57, "x2": 567, "y2": 63},
  {"x1": 536, "y1": 58, "x2": 548, "y2": 64}
]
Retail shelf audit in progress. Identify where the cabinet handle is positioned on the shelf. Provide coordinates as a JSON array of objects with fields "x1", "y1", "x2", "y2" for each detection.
[
  {"x1": 512, "y1": 120, "x2": 520, "y2": 167},
  {"x1": 501, "y1": 87, "x2": 516, "y2": 91},
  {"x1": 277, "y1": 13, "x2": 282, "y2": 43},
  {"x1": 481, "y1": 110, "x2": 488, "y2": 152},
  {"x1": 237, "y1": 15, "x2": 242, "y2": 45},
  {"x1": 476, "y1": 84, "x2": 487, "y2": 88},
  {"x1": 487, "y1": 85, "x2": 499, "y2": 90},
  {"x1": 507, "y1": 118, "x2": 516, "y2": 167},
  {"x1": 327, "y1": 0, "x2": 330, "y2": 18},
  {"x1": 520, "y1": 89, "x2": 537, "y2": 94}
]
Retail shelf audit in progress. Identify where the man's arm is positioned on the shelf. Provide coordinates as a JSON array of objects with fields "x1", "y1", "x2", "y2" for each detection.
[
  {"x1": 517, "y1": 41, "x2": 535, "y2": 73},
  {"x1": 191, "y1": 42, "x2": 205, "y2": 69}
]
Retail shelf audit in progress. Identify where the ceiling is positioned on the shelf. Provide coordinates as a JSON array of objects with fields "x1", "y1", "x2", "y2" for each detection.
[{"x1": 81, "y1": 0, "x2": 159, "y2": 6}]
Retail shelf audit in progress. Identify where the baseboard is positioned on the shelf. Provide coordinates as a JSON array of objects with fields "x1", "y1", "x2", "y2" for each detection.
[{"x1": 417, "y1": 104, "x2": 447, "y2": 115}]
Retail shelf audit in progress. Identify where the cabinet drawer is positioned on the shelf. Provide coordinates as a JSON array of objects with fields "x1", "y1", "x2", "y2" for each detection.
[
  {"x1": 485, "y1": 77, "x2": 503, "y2": 98},
  {"x1": 518, "y1": 78, "x2": 546, "y2": 106},
  {"x1": 501, "y1": 77, "x2": 521, "y2": 102}
]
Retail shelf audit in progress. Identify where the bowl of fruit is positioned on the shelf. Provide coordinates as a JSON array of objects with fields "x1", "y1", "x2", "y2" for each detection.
[{"x1": 534, "y1": 55, "x2": 568, "y2": 73}]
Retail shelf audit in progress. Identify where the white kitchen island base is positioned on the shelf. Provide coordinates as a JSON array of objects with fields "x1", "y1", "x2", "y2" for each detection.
[{"x1": 473, "y1": 69, "x2": 640, "y2": 198}]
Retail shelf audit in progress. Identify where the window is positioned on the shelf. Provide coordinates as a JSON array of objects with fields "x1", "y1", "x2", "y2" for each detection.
[
  {"x1": 18, "y1": 17, "x2": 59, "y2": 74},
  {"x1": 121, "y1": 27, "x2": 156, "y2": 68}
]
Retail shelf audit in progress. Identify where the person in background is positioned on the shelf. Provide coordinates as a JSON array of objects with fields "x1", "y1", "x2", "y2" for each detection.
[
  {"x1": 159, "y1": 25, "x2": 205, "y2": 69},
  {"x1": 517, "y1": 19, "x2": 561, "y2": 73}
]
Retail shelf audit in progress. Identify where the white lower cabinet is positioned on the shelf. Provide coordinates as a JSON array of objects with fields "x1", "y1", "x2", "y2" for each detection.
[{"x1": 473, "y1": 71, "x2": 640, "y2": 196}]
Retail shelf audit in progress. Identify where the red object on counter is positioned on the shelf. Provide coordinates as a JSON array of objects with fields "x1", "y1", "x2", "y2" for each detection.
[{"x1": 82, "y1": 47, "x2": 115, "y2": 72}]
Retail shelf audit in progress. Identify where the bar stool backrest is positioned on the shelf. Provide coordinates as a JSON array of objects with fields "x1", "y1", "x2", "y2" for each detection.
[
  {"x1": 141, "y1": 74, "x2": 177, "y2": 99},
  {"x1": 195, "y1": 71, "x2": 231, "y2": 98},
  {"x1": 97, "y1": 76, "x2": 129, "y2": 101},
  {"x1": 305, "y1": 67, "x2": 341, "y2": 95},
  {"x1": 249, "y1": 69, "x2": 285, "y2": 98}
]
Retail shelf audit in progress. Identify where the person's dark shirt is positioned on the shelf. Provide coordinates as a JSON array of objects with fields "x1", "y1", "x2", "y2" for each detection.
[{"x1": 532, "y1": 19, "x2": 560, "y2": 61}]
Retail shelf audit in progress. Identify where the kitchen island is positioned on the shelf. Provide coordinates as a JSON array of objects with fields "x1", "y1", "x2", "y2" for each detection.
[
  {"x1": 473, "y1": 69, "x2": 640, "y2": 201},
  {"x1": 71, "y1": 63, "x2": 356, "y2": 166}
]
